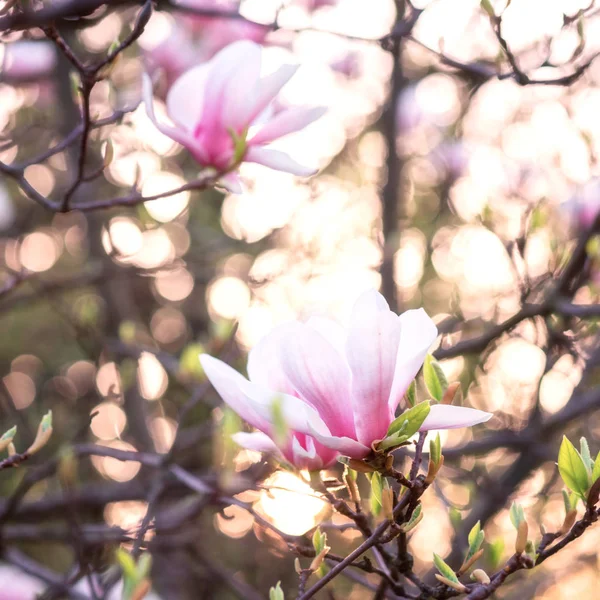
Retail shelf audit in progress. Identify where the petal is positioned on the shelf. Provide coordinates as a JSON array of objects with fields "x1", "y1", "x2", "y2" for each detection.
[
  {"x1": 419, "y1": 405, "x2": 493, "y2": 430},
  {"x1": 232, "y1": 431, "x2": 279, "y2": 453},
  {"x1": 203, "y1": 40, "x2": 260, "y2": 132},
  {"x1": 219, "y1": 172, "x2": 244, "y2": 194},
  {"x1": 250, "y1": 106, "x2": 326, "y2": 146},
  {"x1": 388, "y1": 308, "x2": 438, "y2": 413},
  {"x1": 199, "y1": 354, "x2": 271, "y2": 432},
  {"x1": 221, "y1": 44, "x2": 262, "y2": 130},
  {"x1": 307, "y1": 428, "x2": 370, "y2": 459},
  {"x1": 245, "y1": 146, "x2": 318, "y2": 176},
  {"x1": 247, "y1": 323, "x2": 295, "y2": 394},
  {"x1": 143, "y1": 73, "x2": 209, "y2": 163},
  {"x1": 345, "y1": 289, "x2": 403, "y2": 445},
  {"x1": 306, "y1": 316, "x2": 346, "y2": 357},
  {"x1": 280, "y1": 322, "x2": 356, "y2": 438},
  {"x1": 166, "y1": 63, "x2": 210, "y2": 131},
  {"x1": 246, "y1": 63, "x2": 299, "y2": 124}
]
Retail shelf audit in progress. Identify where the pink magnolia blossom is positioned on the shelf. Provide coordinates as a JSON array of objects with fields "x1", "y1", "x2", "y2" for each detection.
[
  {"x1": 200, "y1": 290, "x2": 492, "y2": 466},
  {"x1": 143, "y1": 40, "x2": 325, "y2": 191},
  {"x1": 1, "y1": 41, "x2": 56, "y2": 81}
]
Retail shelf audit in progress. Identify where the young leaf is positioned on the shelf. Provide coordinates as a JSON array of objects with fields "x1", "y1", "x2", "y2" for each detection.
[
  {"x1": 386, "y1": 402, "x2": 431, "y2": 438},
  {"x1": 580, "y1": 437, "x2": 593, "y2": 472},
  {"x1": 558, "y1": 436, "x2": 590, "y2": 497},
  {"x1": 370, "y1": 471, "x2": 383, "y2": 515},
  {"x1": 433, "y1": 553, "x2": 459, "y2": 584},
  {"x1": 312, "y1": 528, "x2": 327, "y2": 554},
  {"x1": 116, "y1": 548, "x2": 138, "y2": 580},
  {"x1": 466, "y1": 521, "x2": 485, "y2": 562},
  {"x1": 406, "y1": 379, "x2": 416, "y2": 407},
  {"x1": 401, "y1": 504, "x2": 422, "y2": 533},
  {"x1": 509, "y1": 503, "x2": 525, "y2": 530},
  {"x1": 269, "y1": 582, "x2": 284, "y2": 600},
  {"x1": 430, "y1": 433, "x2": 442, "y2": 466},
  {"x1": 592, "y1": 450, "x2": 600, "y2": 484},
  {"x1": 423, "y1": 355, "x2": 448, "y2": 402}
]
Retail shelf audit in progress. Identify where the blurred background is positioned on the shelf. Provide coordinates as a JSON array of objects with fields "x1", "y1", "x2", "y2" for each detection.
[{"x1": 1, "y1": 0, "x2": 600, "y2": 598}]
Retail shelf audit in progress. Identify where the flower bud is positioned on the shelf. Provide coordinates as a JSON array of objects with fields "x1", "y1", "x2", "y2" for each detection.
[
  {"x1": 309, "y1": 546, "x2": 329, "y2": 572},
  {"x1": 471, "y1": 569, "x2": 490, "y2": 584},
  {"x1": 515, "y1": 519, "x2": 529, "y2": 555},
  {"x1": 560, "y1": 509, "x2": 577, "y2": 535},
  {"x1": 0, "y1": 425, "x2": 16, "y2": 453}
]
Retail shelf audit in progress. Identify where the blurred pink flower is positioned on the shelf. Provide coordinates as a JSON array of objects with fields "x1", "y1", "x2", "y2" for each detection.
[
  {"x1": 1, "y1": 41, "x2": 56, "y2": 81},
  {"x1": 431, "y1": 141, "x2": 469, "y2": 181},
  {"x1": 143, "y1": 23, "x2": 199, "y2": 87},
  {"x1": 143, "y1": 40, "x2": 325, "y2": 191},
  {"x1": 200, "y1": 290, "x2": 492, "y2": 464},
  {"x1": 570, "y1": 179, "x2": 600, "y2": 229}
]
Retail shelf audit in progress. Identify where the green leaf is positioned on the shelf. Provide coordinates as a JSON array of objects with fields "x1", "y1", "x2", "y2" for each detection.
[
  {"x1": 370, "y1": 471, "x2": 383, "y2": 513},
  {"x1": 433, "y1": 553, "x2": 458, "y2": 584},
  {"x1": 0, "y1": 426, "x2": 16, "y2": 441},
  {"x1": 40, "y1": 411, "x2": 52, "y2": 433},
  {"x1": 580, "y1": 437, "x2": 593, "y2": 472},
  {"x1": 558, "y1": 436, "x2": 590, "y2": 497},
  {"x1": 386, "y1": 402, "x2": 431, "y2": 438},
  {"x1": 486, "y1": 538, "x2": 505, "y2": 570},
  {"x1": 269, "y1": 582, "x2": 284, "y2": 600},
  {"x1": 509, "y1": 503, "x2": 525, "y2": 530},
  {"x1": 430, "y1": 433, "x2": 442, "y2": 466},
  {"x1": 423, "y1": 355, "x2": 448, "y2": 402},
  {"x1": 406, "y1": 380, "x2": 416, "y2": 407},
  {"x1": 480, "y1": 0, "x2": 496, "y2": 17},
  {"x1": 466, "y1": 521, "x2": 485, "y2": 562},
  {"x1": 116, "y1": 548, "x2": 137, "y2": 580},
  {"x1": 136, "y1": 553, "x2": 152, "y2": 579},
  {"x1": 403, "y1": 504, "x2": 422, "y2": 532},
  {"x1": 312, "y1": 528, "x2": 327, "y2": 554},
  {"x1": 592, "y1": 450, "x2": 600, "y2": 484}
]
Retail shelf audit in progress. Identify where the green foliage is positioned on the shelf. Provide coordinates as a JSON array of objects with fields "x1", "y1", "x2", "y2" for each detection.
[
  {"x1": 402, "y1": 504, "x2": 422, "y2": 532},
  {"x1": 466, "y1": 521, "x2": 485, "y2": 563},
  {"x1": 562, "y1": 489, "x2": 578, "y2": 513},
  {"x1": 423, "y1": 355, "x2": 448, "y2": 402},
  {"x1": 116, "y1": 549, "x2": 152, "y2": 600},
  {"x1": 558, "y1": 436, "x2": 590, "y2": 497},
  {"x1": 179, "y1": 343, "x2": 207, "y2": 379},
  {"x1": 433, "y1": 553, "x2": 458, "y2": 584},
  {"x1": 0, "y1": 426, "x2": 16, "y2": 442},
  {"x1": 380, "y1": 402, "x2": 431, "y2": 450},
  {"x1": 312, "y1": 528, "x2": 327, "y2": 554},
  {"x1": 430, "y1": 433, "x2": 442, "y2": 466},
  {"x1": 592, "y1": 450, "x2": 600, "y2": 485},
  {"x1": 370, "y1": 471, "x2": 383, "y2": 517},
  {"x1": 486, "y1": 538, "x2": 505, "y2": 570},
  {"x1": 509, "y1": 503, "x2": 525, "y2": 530},
  {"x1": 405, "y1": 379, "x2": 416, "y2": 407},
  {"x1": 269, "y1": 582, "x2": 284, "y2": 600},
  {"x1": 580, "y1": 437, "x2": 593, "y2": 472}
]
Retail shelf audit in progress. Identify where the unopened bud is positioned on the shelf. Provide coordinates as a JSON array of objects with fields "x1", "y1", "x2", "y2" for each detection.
[
  {"x1": 425, "y1": 454, "x2": 444, "y2": 484},
  {"x1": 560, "y1": 509, "x2": 577, "y2": 535},
  {"x1": 103, "y1": 140, "x2": 114, "y2": 168},
  {"x1": 435, "y1": 575, "x2": 467, "y2": 592},
  {"x1": 471, "y1": 569, "x2": 490, "y2": 584},
  {"x1": 347, "y1": 458, "x2": 376, "y2": 473},
  {"x1": 515, "y1": 519, "x2": 528, "y2": 554},
  {"x1": 344, "y1": 472, "x2": 360, "y2": 504},
  {"x1": 294, "y1": 558, "x2": 302, "y2": 574},
  {"x1": 385, "y1": 454, "x2": 394, "y2": 470},
  {"x1": 459, "y1": 548, "x2": 484, "y2": 575},
  {"x1": 381, "y1": 488, "x2": 394, "y2": 521},
  {"x1": 441, "y1": 381, "x2": 461, "y2": 405},
  {"x1": 8, "y1": 442, "x2": 16, "y2": 457},
  {"x1": 309, "y1": 546, "x2": 329, "y2": 572}
]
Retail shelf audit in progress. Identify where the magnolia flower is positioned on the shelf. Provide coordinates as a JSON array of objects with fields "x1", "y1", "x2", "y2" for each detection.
[
  {"x1": 1, "y1": 41, "x2": 56, "y2": 81},
  {"x1": 143, "y1": 40, "x2": 326, "y2": 192},
  {"x1": 201, "y1": 290, "x2": 492, "y2": 465}
]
